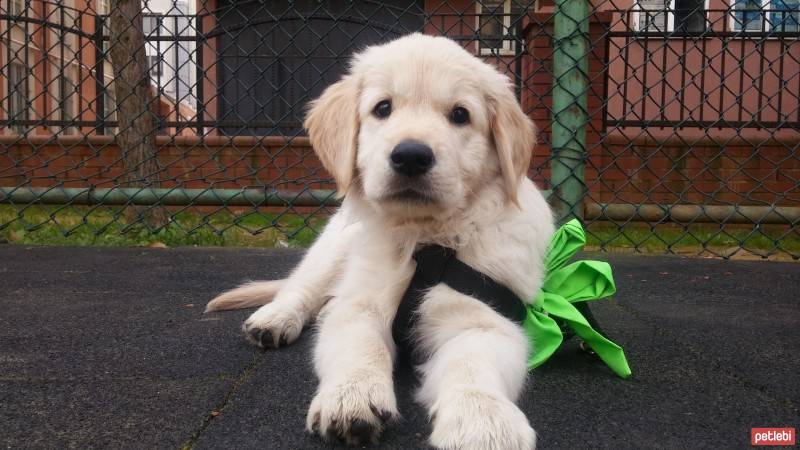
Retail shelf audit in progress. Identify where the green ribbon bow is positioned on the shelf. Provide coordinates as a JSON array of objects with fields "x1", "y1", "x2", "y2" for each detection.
[{"x1": 523, "y1": 219, "x2": 632, "y2": 378}]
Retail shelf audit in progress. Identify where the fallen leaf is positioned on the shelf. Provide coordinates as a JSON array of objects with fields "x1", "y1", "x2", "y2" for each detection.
[
  {"x1": 184, "y1": 303, "x2": 194, "y2": 308},
  {"x1": 210, "y1": 410, "x2": 220, "y2": 417},
  {"x1": 147, "y1": 242, "x2": 167, "y2": 249}
]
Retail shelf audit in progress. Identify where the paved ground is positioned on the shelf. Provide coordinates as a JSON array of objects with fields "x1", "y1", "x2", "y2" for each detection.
[{"x1": 0, "y1": 245, "x2": 798, "y2": 450}]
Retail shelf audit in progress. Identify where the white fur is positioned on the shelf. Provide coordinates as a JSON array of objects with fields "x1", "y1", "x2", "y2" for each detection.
[
  {"x1": 207, "y1": 33, "x2": 554, "y2": 449},
  {"x1": 205, "y1": 280, "x2": 286, "y2": 312}
]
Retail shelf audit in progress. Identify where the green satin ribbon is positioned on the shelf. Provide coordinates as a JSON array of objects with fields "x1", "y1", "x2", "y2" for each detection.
[{"x1": 523, "y1": 219, "x2": 632, "y2": 378}]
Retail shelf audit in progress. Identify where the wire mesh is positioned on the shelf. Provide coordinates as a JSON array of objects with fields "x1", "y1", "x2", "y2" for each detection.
[{"x1": 0, "y1": 0, "x2": 797, "y2": 258}]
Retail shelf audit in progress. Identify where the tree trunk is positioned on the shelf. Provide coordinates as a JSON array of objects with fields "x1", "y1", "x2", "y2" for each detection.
[{"x1": 108, "y1": 0, "x2": 168, "y2": 229}]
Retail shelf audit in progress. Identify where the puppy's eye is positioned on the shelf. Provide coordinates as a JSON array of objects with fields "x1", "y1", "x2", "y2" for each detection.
[
  {"x1": 449, "y1": 106, "x2": 469, "y2": 125},
  {"x1": 373, "y1": 100, "x2": 392, "y2": 119}
]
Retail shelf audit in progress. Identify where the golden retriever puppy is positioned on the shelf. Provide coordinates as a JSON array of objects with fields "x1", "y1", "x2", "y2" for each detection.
[{"x1": 207, "y1": 33, "x2": 554, "y2": 450}]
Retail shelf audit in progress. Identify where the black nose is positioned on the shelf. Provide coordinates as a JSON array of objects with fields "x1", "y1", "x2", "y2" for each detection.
[{"x1": 390, "y1": 141, "x2": 435, "y2": 177}]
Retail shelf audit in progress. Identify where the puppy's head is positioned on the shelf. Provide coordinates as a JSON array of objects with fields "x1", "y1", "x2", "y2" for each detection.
[{"x1": 304, "y1": 33, "x2": 534, "y2": 218}]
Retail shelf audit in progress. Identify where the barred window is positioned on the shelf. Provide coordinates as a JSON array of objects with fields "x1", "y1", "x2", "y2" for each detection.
[
  {"x1": 143, "y1": 15, "x2": 161, "y2": 36},
  {"x1": 477, "y1": 0, "x2": 515, "y2": 55},
  {"x1": 9, "y1": 0, "x2": 24, "y2": 16},
  {"x1": 733, "y1": 0, "x2": 765, "y2": 30},
  {"x1": 634, "y1": 0, "x2": 707, "y2": 33},
  {"x1": 49, "y1": 69, "x2": 78, "y2": 135},
  {"x1": 104, "y1": 87, "x2": 116, "y2": 121},
  {"x1": 732, "y1": 0, "x2": 799, "y2": 31},
  {"x1": 636, "y1": 0, "x2": 669, "y2": 31},
  {"x1": 103, "y1": 83, "x2": 117, "y2": 135},
  {"x1": 675, "y1": 0, "x2": 707, "y2": 31},
  {"x1": 147, "y1": 54, "x2": 162, "y2": 77},
  {"x1": 61, "y1": 74, "x2": 78, "y2": 135},
  {"x1": 7, "y1": 61, "x2": 28, "y2": 133},
  {"x1": 768, "y1": 0, "x2": 799, "y2": 31},
  {"x1": 54, "y1": 1, "x2": 79, "y2": 50}
]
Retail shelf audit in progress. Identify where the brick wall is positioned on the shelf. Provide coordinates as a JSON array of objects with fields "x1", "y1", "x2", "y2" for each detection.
[
  {"x1": 587, "y1": 138, "x2": 800, "y2": 206},
  {"x1": 2, "y1": 130, "x2": 797, "y2": 210},
  {"x1": 2, "y1": 11, "x2": 798, "y2": 209},
  {"x1": 0, "y1": 136, "x2": 333, "y2": 193}
]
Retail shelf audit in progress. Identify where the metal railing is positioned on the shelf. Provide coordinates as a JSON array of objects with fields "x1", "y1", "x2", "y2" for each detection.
[{"x1": 1, "y1": 0, "x2": 798, "y2": 259}]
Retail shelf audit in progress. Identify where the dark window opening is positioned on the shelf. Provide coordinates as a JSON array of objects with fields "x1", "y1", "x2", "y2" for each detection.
[
  {"x1": 479, "y1": 1, "x2": 507, "y2": 51},
  {"x1": 675, "y1": 0, "x2": 707, "y2": 32},
  {"x1": 8, "y1": 62, "x2": 28, "y2": 134},
  {"x1": 215, "y1": 0, "x2": 425, "y2": 136}
]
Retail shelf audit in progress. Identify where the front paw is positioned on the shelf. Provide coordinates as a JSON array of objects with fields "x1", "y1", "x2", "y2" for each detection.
[
  {"x1": 242, "y1": 302, "x2": 305, "y2": 349},
  {"x1": 306, "y1": 371, "x2": 398, "y2": 446},
  {"x1": 429, "y1": 389, "x2": 536, "y2": 450}
]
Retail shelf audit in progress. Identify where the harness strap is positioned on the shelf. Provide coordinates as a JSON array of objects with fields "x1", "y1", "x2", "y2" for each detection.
[{"x1": 392, "y1": 245, "x2": 527, "y2": 355}]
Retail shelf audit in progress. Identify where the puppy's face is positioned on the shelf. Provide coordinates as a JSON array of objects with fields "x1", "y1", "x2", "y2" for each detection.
[
  {"x1": 354, "y1": 44, "x2": 495, "y2": 218},
  {"x1": 305, "y1": 34, "x2": 534, "y2": 220}
]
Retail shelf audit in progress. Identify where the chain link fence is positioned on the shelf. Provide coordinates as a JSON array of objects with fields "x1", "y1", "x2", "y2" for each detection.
[{"x1": 1, "y1": 0, "x2": 798, "y2": 258}]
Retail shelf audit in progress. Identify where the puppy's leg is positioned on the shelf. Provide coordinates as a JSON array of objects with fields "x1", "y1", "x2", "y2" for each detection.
[
  {"x1": 416, "y1": 285, "x2": 535, "y2": 450},
  {"x1": 243, "y1": 210, "x2": 360, "y2": 349},
  {"x1": 306, "y1": 251, "x2": 413, "y2": 445}
]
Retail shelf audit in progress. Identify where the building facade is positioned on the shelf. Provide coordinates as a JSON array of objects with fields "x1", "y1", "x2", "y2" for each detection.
[{"x1": 1, "y1": 0, "x2": 797, "y2": 208}]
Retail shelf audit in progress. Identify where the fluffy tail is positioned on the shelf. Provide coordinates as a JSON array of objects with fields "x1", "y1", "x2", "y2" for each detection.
[{"x1": 205, "y1": 279, "x2": 287, "y2": 313}]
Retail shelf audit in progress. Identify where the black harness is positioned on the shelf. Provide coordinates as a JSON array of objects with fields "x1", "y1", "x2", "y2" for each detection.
[
  {"x1": 391, "y1": 244, "x2": 606, "y2": 362},
  {"x1": 391, "y1": 245, "x2": 527, "y2": 359}
]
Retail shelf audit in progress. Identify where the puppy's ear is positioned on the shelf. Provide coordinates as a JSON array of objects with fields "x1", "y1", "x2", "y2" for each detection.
[
  {"x1": 489, "y1": 84, "x2": 535, "y2": 205},
  {"x1": 304, "y1": 75, "x2": 360, "y2": 197}
]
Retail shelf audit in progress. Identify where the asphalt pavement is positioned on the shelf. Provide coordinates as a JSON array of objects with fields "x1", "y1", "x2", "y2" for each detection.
[{"x1": 1, "y1": 245, "x2": 798, "y2": 449}]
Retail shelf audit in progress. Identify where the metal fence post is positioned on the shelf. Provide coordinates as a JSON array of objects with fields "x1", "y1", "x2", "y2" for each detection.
[{"x1": 550, "y1": 0, "x2": 589, "y2": 224}]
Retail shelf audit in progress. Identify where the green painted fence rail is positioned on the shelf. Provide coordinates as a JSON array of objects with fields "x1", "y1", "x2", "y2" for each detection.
[
  {"x1": 7, "y1": 187, "x2": 796, "y2": 226},
  {"x1": 0, "y1": 187, "x2": 341, "y2": 208},
  {"x1": 0, "y1": 187, "x2": 555, "y2": 210}
]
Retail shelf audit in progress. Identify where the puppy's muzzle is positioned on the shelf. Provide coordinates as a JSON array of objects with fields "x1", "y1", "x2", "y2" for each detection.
[{"x1": 390, "y1": 140, "x2": 435, "y2": 177}]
